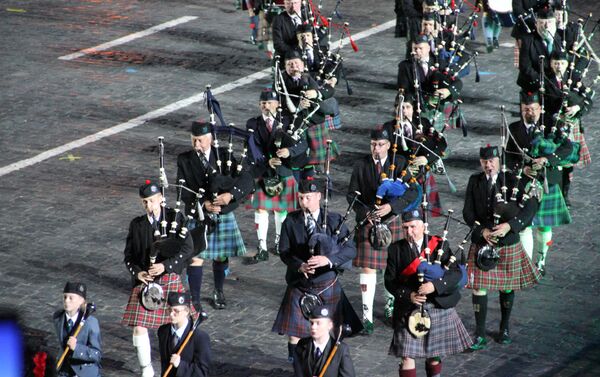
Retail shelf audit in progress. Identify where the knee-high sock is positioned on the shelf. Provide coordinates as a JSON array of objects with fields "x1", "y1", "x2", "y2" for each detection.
[
  {"x1": 399, "y1": 368, "x2": 417, "y2": 377},
  {"x1": 426, "y1": 360, "x2": 442, "y2": 377},
  {"x1": 133, "y1": 333, "x2": 154, "y2": 376},
  {"x1": 520, "y1": 227, "x2": 534, "y2": 260},
  {"x1": 187, "y1": 265, "x2": 203, "y2": 304},
  {"x1": 538, "y1": 227, "x2": 553, "y2": 266},
  {"x1": 255, "y1": 211, "x2": 269, "y2": 250},
  {"x1": 274, "y1": 210, "x2": 287, "y2": 239},
  {"x1": 360, "y1": 273, "x2": 377, "y2": 322},
  {"x1": 213, "y1": 258, "x2": 228, "y2": 292},
  {"x1": 472, "y1": 293, "x2": 488, "y2": 338},
  {"x1": 287, "y1": 342, "x2": 297, "y2": 359},
  {"x1": 499, "y1": 291, "x2": 515, "y2": 332}
]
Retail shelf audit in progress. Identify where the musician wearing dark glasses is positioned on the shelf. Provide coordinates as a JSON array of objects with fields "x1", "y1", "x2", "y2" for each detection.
[
  {"x1": 54, "y1": 282, "x2": 102, "y2": 377},
  {"x1": 463, "y1": 146, "x2": 541, "y2": 350},
  {"x1": 121, "y1": 181, "x2": 195, "y2": 377},
  {"x1": 176, "y1": 121, "x2": 254, "y2": 311},
  {"x1": 157, "y1": 292, "x2": 211, "y2": 377},
  {"x1": 385, "y1": 209, "x2": 471, "y2": 377},
  {"x1": 245, "y1": 88, "x2": 307, "y2": 263},
  {"x1": 272, "y1": 178, "x2": 357, "y2": 364}
]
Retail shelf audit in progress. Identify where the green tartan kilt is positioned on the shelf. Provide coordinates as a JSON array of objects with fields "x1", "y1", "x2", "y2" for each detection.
[
  {"x1": 532, "y1": 183, "x2": 571, "y2": 227},
  {"x1": 199, "y1": 212, "x2": 247, "y2": 259},
  {"x1": 307, "y1": 117, "x2": 340, "y2": 165},
  {"x1": 422, "y1": 101, "x2": 461, "y2": 131}
]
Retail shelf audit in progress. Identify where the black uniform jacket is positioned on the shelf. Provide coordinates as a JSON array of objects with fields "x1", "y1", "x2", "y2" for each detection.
[
  {"x1": 281, "y1": 71, "x2": 335, "y2": 125},
  {"x1": 246, "y1": 114, "x2": 308, "y2": 178},
  {"x1": 280, "y1": 209, "x2": 356, "y2": 287},
  {"x1": 123, "y1": 209, "x2": 194, "y2": 287},
  {"x1": 176, "y1": 147, "x2": 254, "y2": 215},
  {"x1": 293, "y1": 336, "x2": 355, "y2": 377},
  {"x1": 347, "y1": 154, "x2": 418, "y2": 222},
  {"x1": 384, "y1": 238, "x2": 462, "y2": 328},
  {"x1": 462, "y1": 171, "x2": 539, "y2": 247},
  {"x1": 543, "y1": 71, "x2": 594, "y2": 119},
  {"x1": 397, "y1": 53, "x2": 462, "y2": 103},
  {"x1": 272, "y1": 11, "x2": 300, "y2": 61},
  {"x1": 517, "y1": 32, "x2": 571, "y2": 92},
  {"x1": 506, "y1": 120, "x2": 573, "y2": 185},
  {"x1": 158, "y1": 319, "x2": 211, "y2": 377}
]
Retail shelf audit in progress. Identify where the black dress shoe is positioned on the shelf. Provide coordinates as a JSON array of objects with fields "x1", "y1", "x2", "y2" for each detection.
[
  {"x1": 537, "y1": 263, "x2": 546, "y2": 277},
  {"x1": 193, "y1": 302, "x2": 209, "y2": 322},
  {"x1": 497, "y1": 329, "x2": 512, "y2": 344},
  {"x1": 212, "y1": 290, "x2": 226, "y2": 309},
  {"x1": 493, "y1": 38, "x2": 500, "y2": 49}
]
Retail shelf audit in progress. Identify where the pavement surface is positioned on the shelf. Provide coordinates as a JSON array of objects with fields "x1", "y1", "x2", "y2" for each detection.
[{"x1": 1, "y1": 1, "x2": 599, "y2": 376}]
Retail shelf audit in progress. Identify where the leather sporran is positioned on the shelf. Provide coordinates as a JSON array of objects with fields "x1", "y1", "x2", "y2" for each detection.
[
  {"x1": 263, "y1": 175, "x2": 284, "y2": 197},
  {"x1": 476, "y1": 244, "x2": 500, "y2": 271},
  {"x1": 299, "y1": 292, "x2": 323, "y2": 320},
  {"x1": 140, "y1": 282, "x2": 164, "y2": 311},
  {"x1": 407, "y1": 306, "x2": 431, "y2": 338}
]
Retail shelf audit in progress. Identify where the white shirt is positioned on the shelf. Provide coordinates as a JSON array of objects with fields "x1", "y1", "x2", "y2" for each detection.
[
  {"x1": 373, "y1": 156, "x2": 388, "y2": 167},
  {"x1": 171, "y1": 318, "x2": 189, "y2": 340},
  {"x1": 304, "y1": 209, "x2": 321, "y2": 226},
  {"x1": 412, "y1": 238, "x2": 424, "y2": 252},
  {"x1": 486, "y1": 173, "x2": 498, "y2": 185},
  {"x1": 197, "y1": 149, "x2": 211, "y2": 163},
  {"x1": 312, "y1": 339, "x2": 329, "y2": 358},
  {"x1": 65, "y1": 311, "x2": 80, "y2": 327}
]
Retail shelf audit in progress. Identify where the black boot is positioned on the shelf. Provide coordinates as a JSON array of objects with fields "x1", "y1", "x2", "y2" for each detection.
[
  {"x1": 498, "y1": 291, "x2": 514, "y2": 344},
  {"x1": 470, "y1": 294, "x2": 488, "y2": 351}
]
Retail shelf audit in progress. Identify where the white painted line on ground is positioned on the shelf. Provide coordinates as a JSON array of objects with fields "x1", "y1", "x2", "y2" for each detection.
[
  {"x1": 58, "y1": 16, "x2": 198, "y2": 61},
  {"x1": 2, "y1": 19, "x2": 395, "y2": 177}
]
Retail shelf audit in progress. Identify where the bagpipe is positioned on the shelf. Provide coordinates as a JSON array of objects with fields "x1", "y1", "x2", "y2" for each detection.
[
  {"x1": 341, "y1": 167, "x2": 423, "y2": 250},
  {"x1": 406, "y1": 207, "x2": 476, "y2": 338},
  {"x1": 140, "y1": 137, "x2": 207, "y2": 311},
  {"x1": 299, "y1": 0, "x2": 356, "y2": 93},
  {"x1": 202, "y1": 86, "x2": 255, "y2": 230}
]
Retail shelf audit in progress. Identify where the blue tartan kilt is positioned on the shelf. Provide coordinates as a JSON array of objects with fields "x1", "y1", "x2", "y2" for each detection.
[
  {"x1": 389, "y1": 303, "x2": 472, "y2": 358},
  {"x1": 272, "y1": 277, "x2": 342, "y2": 338},
  {"x1": 532, "y1": 183, "x2": 571, "y2": 227},
  {"x1": 198, "y1": 212, "x2": 247, "y2": 259}
]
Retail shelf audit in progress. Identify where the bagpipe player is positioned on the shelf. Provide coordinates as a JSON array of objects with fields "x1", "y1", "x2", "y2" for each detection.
[
  {"x1": 121, "y1": 181, "x2": 195, "y2": 377},
  {"x1": 385, "y1": 209, "x2": 471, "y2": 377}
]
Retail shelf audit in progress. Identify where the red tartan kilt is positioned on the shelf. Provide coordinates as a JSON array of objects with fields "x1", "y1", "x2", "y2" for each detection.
[
  {"x1": 353, "y1": 215, "x2": 403, "y2": 270},
  {"x1": 466, "y1": 243, "x2": 541, "y2": 291},
  {"x1": 572, "y1": 121, "x2": 591, "y2": 167},
  {"x1": 247, "y1": 175, "x2": 298, "y2": 212},
  {"x1": 121, "y1": 273, "x2": 195, "y2": 329}
]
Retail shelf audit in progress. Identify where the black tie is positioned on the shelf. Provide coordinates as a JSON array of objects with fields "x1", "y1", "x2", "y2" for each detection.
[
  {"x1": 66, "y1": 318, "x2": 74, "y2": 334},
  {"x1": 172, "y1": 333, "x2": 180, "y2": 349},
  {"x1": 306, "y1": 214, "x2": 317, "y2": 236},
  {"x1": 487, "y1": 177, "x2": 495, "y2": 197},
  {"x1": 314, "y1": 347, "x2": 322, "y2": 360},
  {"x1": 199, "y1": 153, "x2": 209, "y2": 169}
]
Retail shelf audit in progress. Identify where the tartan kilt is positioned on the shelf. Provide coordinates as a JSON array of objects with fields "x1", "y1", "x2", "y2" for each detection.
[
  {"x1": 199, "y1": 212, "x2": 247, "y2": 259},
  {"x1": 353, "y1": 215, "x2": 403, "y2": 270},
  {"x1": 307, "y1": 117, "x2": 340, "y2": 165},
  {"x1": 389, "y1": 304, "x2": 472, "y2": 358},
  {"x1": 572, "y1": 121, "x2": 591, "y2": 168},
  {"x1": 532, "y1": 183, "x2": 571, "y2": 227},
  {"x1": 422, "y1": 102, "x2": 460, "y2": 131},
  {"x1": 466, "y1": 242, "x2": 541, "y2": 291},
  {"x1": 248, "y1": 175, "x2": 297, "y2": 212},
  {"x1": 272, "y1": 277, "x2": 342, "y2": 338},
  {"x1": 423, "y1": 172, "x2": 442, "y2": 217},
  {"x1": 325, "y1": 113, "x2": 342, "y2": 130},
  {"x1": 121, "y1": 273, "x2": 196, "y2": 329}
]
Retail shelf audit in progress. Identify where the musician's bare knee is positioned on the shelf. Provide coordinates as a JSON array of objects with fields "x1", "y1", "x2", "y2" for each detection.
[
  {"x1": 133, "y1": 326, "x2": 147, "y2": 336},
  {"x1": 190, "y1": 257, "x2": 204, "y2": 266},
  {"x1": 401, "y1": 357, "x2": 415, "y2": 369},
  {"x1": 473, "y1": 289, "x2": 487, "y2": 296},
  {"x1": 288, "y1": 336, "x2": 300, "y2": 345}
]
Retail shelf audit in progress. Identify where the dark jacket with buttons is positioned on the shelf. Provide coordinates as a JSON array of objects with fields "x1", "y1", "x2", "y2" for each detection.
[
  {"x1": 176, "y1": 147, "x2": 254, "y2": 216},
  {"x1": 123, "y1": 208, "x2": 194, "y2": 287},
  {"x1": 384, "y1": 238, "x2": 462, "y2": 328},
  {"x1": 158, "y1": 319, "x2": 211, "y2": 377},
  {"x1": 462, "y1": 171, "x2": 539, "y2": 247}
]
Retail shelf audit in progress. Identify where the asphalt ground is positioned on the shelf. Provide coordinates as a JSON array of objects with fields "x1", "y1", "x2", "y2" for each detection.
[{"x1": 1, "y1": 1, "x2": 599, "y2": 376}]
